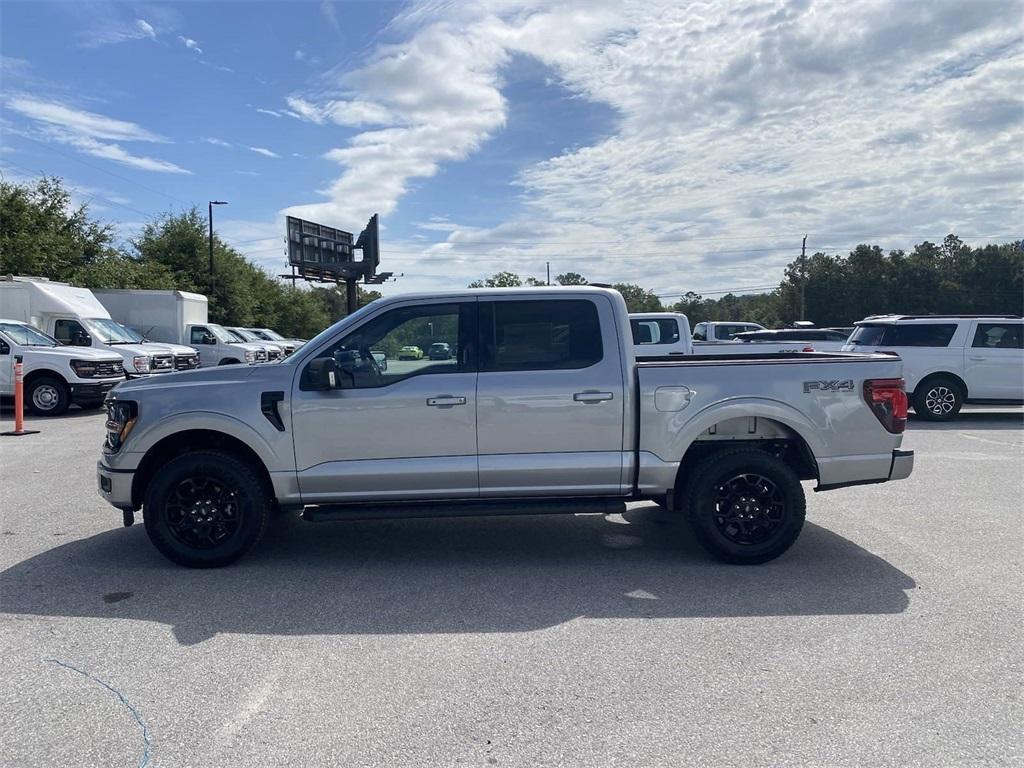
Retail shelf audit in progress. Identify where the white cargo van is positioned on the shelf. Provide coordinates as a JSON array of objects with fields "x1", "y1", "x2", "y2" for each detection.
[
  {"x1": 94, "y1": 289, "x2": 268, "y2": 366},
  {"x1": 0, "y1": 277, "x2": 198, "y2": 376}
]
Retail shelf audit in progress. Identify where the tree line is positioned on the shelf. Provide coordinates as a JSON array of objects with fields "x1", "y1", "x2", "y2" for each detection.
[
  {"x1": 469, "y1": 239, "x2": 1022, "y2": 326},
  {"x1": 0, "y1": 176, "x2": 379, "y2": 338}
]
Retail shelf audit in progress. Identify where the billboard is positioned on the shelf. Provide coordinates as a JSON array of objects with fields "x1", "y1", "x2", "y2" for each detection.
[{"x1": 286, "y1": 214, "x2": 383, "y2": 282}]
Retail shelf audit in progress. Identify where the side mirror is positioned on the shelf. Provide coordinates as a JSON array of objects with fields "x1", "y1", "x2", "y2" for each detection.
[
  {"x1": 73, "y1": 331, "x2": 91, "y2": 347},
  {"x1": 203, "y1": 333, "x2": 216, "y2": 345},
  {"x1": 305, "y1": 357, "x2": 340, "y2": 390},
  {"x1": 0, "y1": 341, "x2": 9, "y2": 355}
]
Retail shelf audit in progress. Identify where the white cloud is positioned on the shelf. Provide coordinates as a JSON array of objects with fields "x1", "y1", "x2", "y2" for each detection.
[
  {"x1": 285, "y1": 0, "x2": 1024, "y2": 295},
  {"x1": 7, "y1": 96, "x2": 167, "y2": 142},
  {"x1": 178, "y1": 36, "x2": 202, "y2": 53},
  {"x1": 294, "y1": 49, "x2": 305, "y2": 61},
  {"x1": 6, "y1": 95, "x2": 190, "y2": 174},
  {"x1": 256, "y1": 108, "x2": 283, "y2": 118},
  {"x1": 202, "y1": 137, "x2": 232, "y2": 148},
  {"x1": 248, "y1": 146, "x2": 280, "y2": 158},
  {"x1": 136, "y1": 19, "x2": 156, "y2": 40}
]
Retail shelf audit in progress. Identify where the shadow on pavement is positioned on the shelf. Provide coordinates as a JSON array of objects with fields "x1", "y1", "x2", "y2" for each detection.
[
  {"x1": 908, "y1": 410, "x2": 1023, "y2": 431},
  {"x1": 0, "y1": 506, "x2": 916, "y2": 645}
]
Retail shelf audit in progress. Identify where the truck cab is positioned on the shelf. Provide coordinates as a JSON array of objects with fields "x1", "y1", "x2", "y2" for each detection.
[
  {"x1": 0, "y1": 319, "x2": 125, "y2": 415},
  {"x1": 0, "y1": 277, "x2": 199, "y2": 376},
  {"x1": 185, "y1": 323, "x2": 268, "y2": 366},
  {"x1": 692, "y1": 321, "x2": 766, "y2": 342},
  {"x1": 630, "y1": 312, "x2": 693, "y2": 357}
]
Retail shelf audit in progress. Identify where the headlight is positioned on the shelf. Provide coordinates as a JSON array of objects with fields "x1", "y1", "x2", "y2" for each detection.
[
  {"x1": 104, "y1": 399, "x2": 137, "y2": 452},
  {"x1": 244, "y1": 349, "x2": 256, "y2": 363},
  {"x1": 71, "y1": 360, "x2": 98, "y2": 377},
  {"x1": 132, "y1": 355, "x2": 151, "y2": 373}
]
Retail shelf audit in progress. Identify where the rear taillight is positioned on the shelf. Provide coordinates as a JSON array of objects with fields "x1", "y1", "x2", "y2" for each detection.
[
  {"x1": 802, "y1": 346, "x2": 815, "y2": 352},
  {"x1": 863, "y1": 378, "x2": 907, "y2": 434}
]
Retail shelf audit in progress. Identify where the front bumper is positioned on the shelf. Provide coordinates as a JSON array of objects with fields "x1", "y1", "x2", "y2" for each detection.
[
  {"x1": 97, "y1": 461, "x2": 136, "y2": 511},
  {"x1": 70, "y1": 380, "x2": 121, "y2": 403}
]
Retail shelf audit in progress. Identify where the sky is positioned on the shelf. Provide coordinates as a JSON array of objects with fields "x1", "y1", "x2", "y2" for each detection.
[{"x1": 1, "y1": 0, "x2": 1022, "y2": 300}]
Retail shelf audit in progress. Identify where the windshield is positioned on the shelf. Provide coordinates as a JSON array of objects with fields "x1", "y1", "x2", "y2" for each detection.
[
  {"x1": 229, "y1": 327, "x2": 259, "y2": 342},
  {"x1": 207, "y1": 324, "x2": 245, "y2": 343},
  {"x1": 259, "y1": 328, "x2": 287, "y2": 341},
  {"x1": 84, "y1": 317, "x2": 144, "y2": 344},
  {"x1": 0, "y1": 322, "x2": 59, "y2": 347}
]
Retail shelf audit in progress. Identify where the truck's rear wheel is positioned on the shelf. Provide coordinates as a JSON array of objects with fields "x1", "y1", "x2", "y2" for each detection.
[
  {"x1": 681, "y1": 449, "x2": 805, "y2": 564},
  {"x1": 143, "y1": 450, "x2": 270, "y2": 568},
  {"x1": 26, "y1": 376, "x2": 70, "y2": 416},
  {"x1": 912, "y1": 377, "x2": 963, "y2": 421}
]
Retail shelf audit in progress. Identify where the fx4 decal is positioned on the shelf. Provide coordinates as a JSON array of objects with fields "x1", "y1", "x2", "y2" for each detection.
[{"x1": 803, "y1": 379, "x2": 855, "y2": 394}]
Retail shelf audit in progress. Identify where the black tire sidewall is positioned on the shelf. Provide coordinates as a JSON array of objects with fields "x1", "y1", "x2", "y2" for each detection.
[
  {"x1": 26, "y1": 377, "x2": 70, "y2": 416},
  {"x1": 143, "y1": 451, "x2": 269, "y2": 568},
  {"x1": 912, "y1": 377, "x2": 963, "y2": 421},
  {"x1": 684, "y1": 450, "x2": 806, "y2": 564}
]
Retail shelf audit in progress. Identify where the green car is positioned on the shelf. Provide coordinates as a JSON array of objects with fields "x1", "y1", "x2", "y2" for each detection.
[{"x1": 398, "y1": 345, "x2": 423, "y2": 360}]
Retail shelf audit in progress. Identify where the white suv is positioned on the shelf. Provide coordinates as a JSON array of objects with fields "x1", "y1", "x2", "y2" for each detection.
[{"x1": 844, "y1": 314, "x2": 1023, "y2": 420}]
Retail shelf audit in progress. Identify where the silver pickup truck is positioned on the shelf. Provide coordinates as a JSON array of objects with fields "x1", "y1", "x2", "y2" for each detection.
[{"x1": 97, "y1": 287, "x2": 913, "y2": 568}]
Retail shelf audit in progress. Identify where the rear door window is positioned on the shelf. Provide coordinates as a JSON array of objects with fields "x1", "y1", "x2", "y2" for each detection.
[
  {"x1": 972, "y1": 323, "x2": 1023, "y2": 349},
  {"x1": 631, "y1": 318, "x2": 679, "y2": 346},
  {"x1": 480, "y1": 300, "x2": 602, "y2": 371}
]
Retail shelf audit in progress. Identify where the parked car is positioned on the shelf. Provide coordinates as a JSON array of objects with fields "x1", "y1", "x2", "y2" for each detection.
[
  {"x1": 843, "y1": 314, "x2": 1023, "y2": 420},
  {"x1": 225, "y1": 327, "x2": 286, "y2": 361},
  {"x1": 692, "y1": 321, "x2": 765, "y2": 341},
  {"x1": 731, "y1": 328, "x2": 850, "y2": 351},
  {"x1": 428, "y1": 342, "x2": 452, "y2": 360},
  {"x1": 94, "y1": 290, "x2": 266, "y2": 367},
  {"x1": 246, "y1": 328, "x2": 305, "y2": 355},
  {"x1": 630, "y1": 313, "x2": 693, "y2": 356},
  {"x1": 0, "y1": 277, "x2": 199, "y2": 376},
  {"x1": 399, "y1": 345, "x2": 424, "y2": 360},
  {"x1": 98, "y1": 287, "x2": 913, "y2": 568},
  {"x1": 0, "y1": 319, "x2": 125, "y2": 415}
]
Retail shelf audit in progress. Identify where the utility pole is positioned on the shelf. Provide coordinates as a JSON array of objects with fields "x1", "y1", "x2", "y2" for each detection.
[
  {"x1": 208, "y1": 200, "x2": 228, "y2": 297},
  {"x1": 546, "y1": 261, "x2": 551, "y2": 286},
  {"x1": 799, "y1": 234, "x2": 807, "y2": 321}
]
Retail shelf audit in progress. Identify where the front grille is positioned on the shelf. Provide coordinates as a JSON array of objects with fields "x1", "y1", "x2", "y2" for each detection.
[
  {"x1": 174, "y1": 354, "x2": 200, "y2": 370},
  {"x1": 151, "y1": 354, "x2": 174, "y2": 371},
  {"x1": 254, "y1": 349, "x2": 268, "y2": 362},
  {"x1": 94, "y1": 361, "x2": 125, "y2": 378},
  {"x1": 267, "y1": 348, "x2": 283, "y2": 361}
]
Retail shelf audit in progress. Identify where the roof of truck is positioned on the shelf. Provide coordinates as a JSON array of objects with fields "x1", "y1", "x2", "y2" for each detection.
[{"x1": 857, "y1": 314, "x2": 1022, "y2": 324}]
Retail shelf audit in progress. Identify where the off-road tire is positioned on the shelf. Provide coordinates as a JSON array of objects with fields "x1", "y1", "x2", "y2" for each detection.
[
  {"x1": 143, "y1": 450, "x2": 271, "y2": 568},
  {"x1": 680, "y1": 448, "x2": 805, "y2": 564}
]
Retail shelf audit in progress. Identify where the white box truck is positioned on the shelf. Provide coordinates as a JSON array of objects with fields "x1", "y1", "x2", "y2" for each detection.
[
  {"x1": 93, "y1": 289, "x2": 268, "y2": 367},
  {"x1": 0, "y1": 277, "x2": 199, "y2": 377}
]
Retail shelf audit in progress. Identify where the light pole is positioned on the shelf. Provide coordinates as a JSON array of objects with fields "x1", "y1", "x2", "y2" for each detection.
[{"x1": 208, "y1": 200, "x2": 228, "y2": 293}]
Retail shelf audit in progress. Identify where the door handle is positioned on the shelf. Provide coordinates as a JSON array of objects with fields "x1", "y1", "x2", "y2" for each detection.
[
  {"x1": 426, "y1": 395, "x2": 466, "y2": 407},
  {"x1": 968, "y1": 356, "x2": 986, "y2": 361},
  {"x1": 573, "y1": 391, "x2": 614, "y2": 403}
]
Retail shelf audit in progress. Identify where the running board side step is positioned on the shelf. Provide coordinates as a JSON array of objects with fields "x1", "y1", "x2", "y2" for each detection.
[{"x1": 302, "y1": 497, "x2": 627, "y2": 522}]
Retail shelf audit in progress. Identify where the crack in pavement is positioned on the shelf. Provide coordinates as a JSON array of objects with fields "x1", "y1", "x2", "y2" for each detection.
[{"x1": 46, "y1": 657, "x2": 152, "y2": 768}]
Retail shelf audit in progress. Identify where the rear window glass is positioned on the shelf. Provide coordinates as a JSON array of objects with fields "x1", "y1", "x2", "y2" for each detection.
[
  {"x1": 972, "y1": 323, "x2": 1023, "y2": 349},
  {"x1": 715, "y1": 324, "x2": 759, "y2": 340},
  {"x1": 481, "y1": 300, "x2": 602, "y2": 371},
  {"x1": 848, "y1": 324, "x2": 957, "y2": 347},
  {"x1": 631, "y1": 319, "x2": 680, "y2": 345}
]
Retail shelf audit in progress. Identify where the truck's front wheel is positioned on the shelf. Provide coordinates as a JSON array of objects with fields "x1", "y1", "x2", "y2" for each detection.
[
  {"x1": 681, "y1": 449, "x2": 805, "y2": 565},
  {"x1": 26, "y1": 376, "x2": 70, "y2": 416},
  {"x1": 143, "y1": 450, "x2": 270, "y2": 568}
]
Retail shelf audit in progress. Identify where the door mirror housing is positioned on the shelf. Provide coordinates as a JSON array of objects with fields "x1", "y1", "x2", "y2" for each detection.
[
  {"x1": 305, "y1": 357, "x2": 340, "y2": 390},
  {"x1": 202, "y1": 332, "x2": 217, "y2": 345},
  {"x1": 73, "y1": 330, "x2": 91, "y2": 346}
]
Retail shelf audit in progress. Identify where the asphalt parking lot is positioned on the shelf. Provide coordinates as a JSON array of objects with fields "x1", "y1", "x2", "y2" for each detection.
[{"x1": 1, "y1": 406, "x2": 1021, "y2": 767}]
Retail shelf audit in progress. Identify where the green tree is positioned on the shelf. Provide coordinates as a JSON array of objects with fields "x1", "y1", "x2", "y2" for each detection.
[
  {"x1": 469, "y1": 271, "x2": 524, "y2": 287},
  {"x1": 612, "y1": 283, "x2": 663, "y2": 312},
  {"x1": 0, "y1": 176, "x2": 116, "y2": 280},
  {"x1": 556, "y1": 272, "x2": 588, "y2": 285}
]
